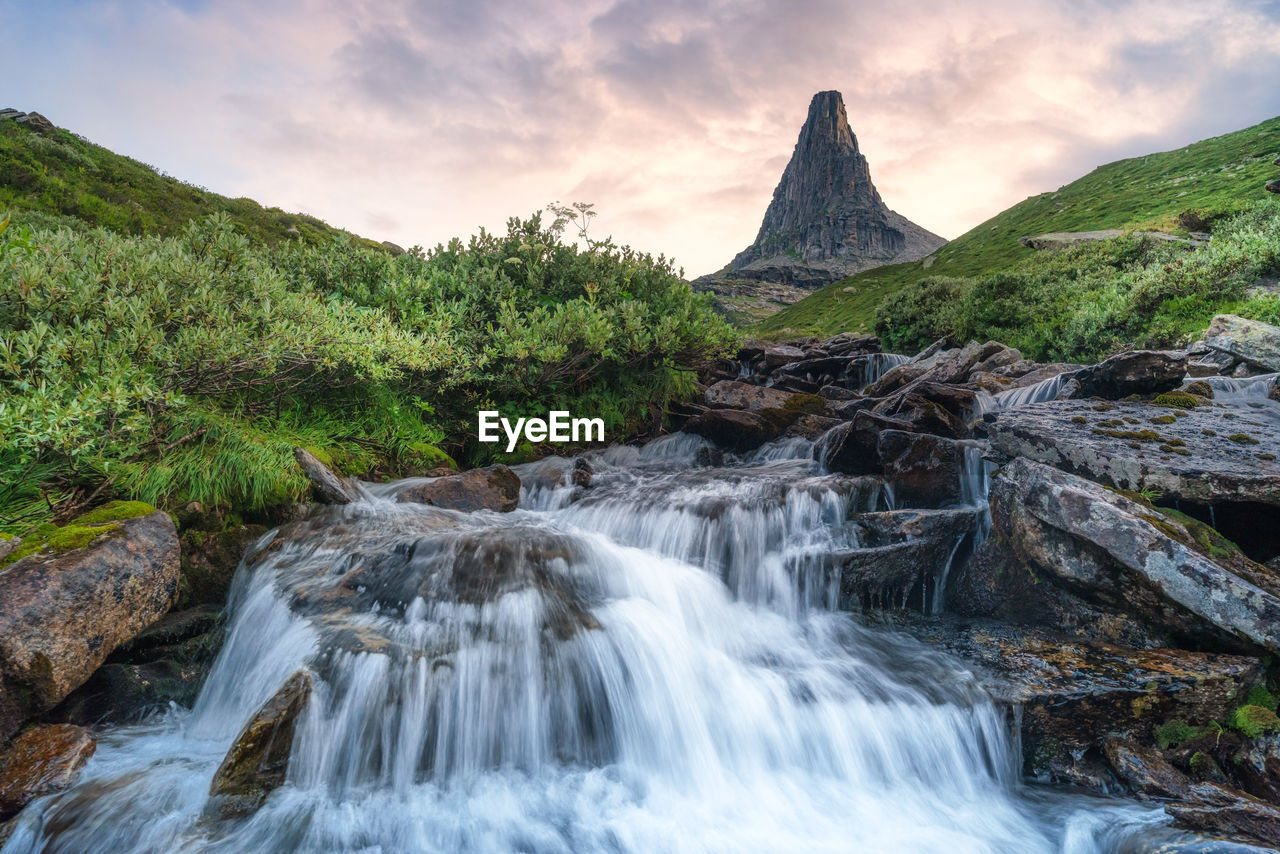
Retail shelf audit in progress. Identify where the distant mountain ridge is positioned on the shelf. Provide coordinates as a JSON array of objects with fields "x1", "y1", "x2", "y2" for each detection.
[{"x1": 696, "y1": 91, "x2": 945, "y2": 322}]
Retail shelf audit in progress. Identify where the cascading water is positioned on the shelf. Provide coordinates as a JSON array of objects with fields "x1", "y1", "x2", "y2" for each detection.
[
  {"x1": 1, "y1": 434, "x2": 1166, "y2": 854},
  {"x1": 993, "y1": 373, "x2": 1069, "y2": 409},
  {"x1": 853, "y1": 352, "x2": 912, "y2": 390}
]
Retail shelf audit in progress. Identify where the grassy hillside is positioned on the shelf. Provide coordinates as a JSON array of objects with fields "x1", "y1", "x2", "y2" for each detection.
[
  {"x1": 0, "y1": 114, "x2": 378, "y2": 247},
  {"x1": 756, "y1": 115, "x2": 1280, "y2": 337}
]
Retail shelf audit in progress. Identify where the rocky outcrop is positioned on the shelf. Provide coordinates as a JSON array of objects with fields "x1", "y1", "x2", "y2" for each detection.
[
  {"x1": 207, "y1": 671, "x2": 310, "y2": 819},
  {"x1": 694, "y1": 91, "x2": 944, "y2": 307},
  {"x1": 913, "y1": 620, "x2": 1260, "y2": 785},
  {"x1": 704, "y1": 380, "x2": 802, "y2": 412},
  {"x1": 0, "y1": 725, "x2": 96, "y2": 820},
  {"x1": 838, "y1": 509, "x2": 982, "y2": 611},
  {"x1": 1203, "y1": 314, "x2": 1280, "y2": 373},
  {"x1": 1063, "y1": 349, "x2": 1187, "y2": 399},
  {"x1": 987, "y1": 399, "x2": 1280, "y2": 508},
  {"x1": 0, "y1": 507, "x2": 180, "y2": 740},
  {"x1": 976, "y1": 458, "x2": 1280, "y2": 653},
  {"x1": 395, "y1": 465, "x2": 521, "y2": 512},
  {"x1": 683, "y1": 409, "x2": 776, "y2": 452},
  {"x1": 1019, "y1": 230, "x2": 1193, "y2": 251}
]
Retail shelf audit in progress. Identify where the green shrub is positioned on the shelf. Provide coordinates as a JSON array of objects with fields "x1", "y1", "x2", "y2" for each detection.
[
  {"x1": 874, "y1": 200, "x2": 1280, "y2": 361},
  {"x1": 1232, "y1": 704, "x2": 1280, "y2": 738},
  {"x1": 0, "y1": 209, "x2": 736, "y2": 531}
]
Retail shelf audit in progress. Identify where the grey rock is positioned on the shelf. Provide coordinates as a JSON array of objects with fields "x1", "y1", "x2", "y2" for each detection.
[
  {"x1": 293, "y1": 447, "x2": 356, "y2": 505},
  {"x1": 704, "y1": 379, "x2": 804, "y2": 413},
  {"x1": 1203, "y1": 314, "x2": 1280, "y2": 372},
  {"x1": 395, "y1": 465, "x2": 521, "y2": 512},
  {"x1": 1066, "y1": 349, "x2": 1188, "y2": 399},
  {"x1": 987, "y1": 400, "x2": 1280, "y2": 508}
]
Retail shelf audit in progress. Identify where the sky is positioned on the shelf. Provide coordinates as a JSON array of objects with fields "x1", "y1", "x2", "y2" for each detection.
[{"x1": 5, "y1": 0, "x2": 1280, "y2": 277}]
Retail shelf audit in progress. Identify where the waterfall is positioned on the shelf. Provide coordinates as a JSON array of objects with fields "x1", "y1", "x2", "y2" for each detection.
[
  {"x1": 1193, "y1": 372, "x2": 1278, "y2": 401},
  {"x1": 852, "y1": 352, "x2": 912, "y2": 390},
  {"x1": 1, "y1": 438, "x2": 1162, "y2": 854},
  {"x1": 994, "y1": 373, "x2": 1069, "y2": 409}
]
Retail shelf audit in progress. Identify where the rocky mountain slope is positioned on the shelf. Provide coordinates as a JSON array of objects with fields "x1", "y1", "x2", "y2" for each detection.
[
  {"x1": 695, "y1": 91, "x2": 944, "y2": 323},
  {"x1": 759, "y1": 114, "x2": 1280, "y2": 337}
]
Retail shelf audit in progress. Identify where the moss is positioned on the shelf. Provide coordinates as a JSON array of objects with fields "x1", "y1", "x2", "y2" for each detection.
[
  {"x1": 1153, "y1": 391, "x2": 1202, "y2": 408},
  {"x1": 1159, "y1": 444, "x2": 1193, "y2": 455},
  {"x1": 1262, "y1": 453, "x2": 1277, "y2": 461},
  {"x1": 1156, "y1": 719, "x2": 1204, "y2": 750},
  {"x1": 1108, "y1": 486, "x2": 1157, "y2": 508},
  {"x1": 1070, "y1": 416, "x2": 1087, "y2": 424},
  {"x1": 1232, "y1": 704, "x2": 1280, "y2": 738},
  {"x1": 1228, "y1": 433, "x2": 1260, "y2": 445},
  {"x1": 1202, "y1": 429, "x2": 1218, "y2": 437},
  {"x1": 1247, "y1": 683, "x2": 1278, "y2": 712},
  {"x1": 1124, "y1": 416, "x2": 1140, "y2": 424},
  {"x1": 73, "y1": 500, "x2": 156, "y2": 525},
  {"x1": 0, "y1": 532, "x2": 14, "y2": 542},
  {"x1": 1094, "y1": 428, "x2": 1162, "y2": 442},
  {"x1": 1097, "y1": 418, "x2": 1123, "y2": 428},
  {"x1": 1184, "y1": 380, "x2": 1214, "y2": 398},
  {"x1": 1149, "y1": 507, "x2": 1245, "y2": 562},
  {"x1": 1091, "y1": 403, "x2": 1116, "y2": 412},
  {"x1": 1150, "y1": 415, "x2": 1176, "y2": 424},
  {"x1": 2, "y1": 520, "x2": 123, "y2": 568}
]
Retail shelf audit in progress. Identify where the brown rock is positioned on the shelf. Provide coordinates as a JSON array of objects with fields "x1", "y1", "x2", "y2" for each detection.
[
  {"x1": 208, "y1": 671, "x2": 310, "y2": 818},
  {"x1": 178, "y1": 524, "x2": 267, "y2": 608},
  {"x1": 1104, "y1": 737, "x2": 1191, "y2": 799},
  {"x1": 704, "y1": 379, "x2": 800, "y2": 412},
  {"x1": 395, "y1": 465, "x2": 521, "y2": 512},
  {"x1": 1167, "y1": 782, "x2": 1280, "y2": 846},
  {"x1": 0, "y1": 510, "x2": 180, "y2": 740},
  {"x1": 1065, "y1": 349, "x2": 1188, "y2": 399},
  {"x1": 876, "y1": 430, "x2": 967, "y2": 507},
  {"x1": 0, "y1": 724, "x2": 96, "y2": 820},
  {"x1": 683, "y1": 409, "x2": 776, "y2": 452},
  {"x1": 1266, "y1": 179, "x2": 1280, "y2": 194}
]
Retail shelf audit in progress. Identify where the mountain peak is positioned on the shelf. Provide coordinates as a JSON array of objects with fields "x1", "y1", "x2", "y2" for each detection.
[{"x1": 697, "y1": 90, "x2": 945, "y2": 317}]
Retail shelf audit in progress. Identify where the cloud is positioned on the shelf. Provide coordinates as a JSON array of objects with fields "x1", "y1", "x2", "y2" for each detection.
[{"x1": 6, "y1": 0, "x2": 1280, "y2": 275}]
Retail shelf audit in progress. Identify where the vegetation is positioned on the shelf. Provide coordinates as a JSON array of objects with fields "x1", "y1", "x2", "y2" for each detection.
[
  {"x1": 0, "y1": 203, "x2": 736, "y2": 533},
  {"x1": 0, "y1": 118, "x2": 375, "y2": 247},
  {"x1": 757, "y1": 115, "x2": 1280, "y2": 338},
  {"x1": 872, "y1": 201, "x2": 1280, "y2": 361}
]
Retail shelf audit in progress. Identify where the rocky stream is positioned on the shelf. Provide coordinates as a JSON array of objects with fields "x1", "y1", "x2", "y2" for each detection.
[{"x1": 2, "y1": 314, "x2": 1280, "y2": 852}]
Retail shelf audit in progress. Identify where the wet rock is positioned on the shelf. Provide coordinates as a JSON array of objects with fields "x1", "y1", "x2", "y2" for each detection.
[
  {"x1": 771, "y1": 375, "x2": 821, "y2": 393},
  {"x1": 178, "y1": 524, "x2": 267, "y2": 608},
  {"x1": 0, "y1": 509, "x2": 180, "y2": 740},
  {"x1": 1167, "y1": 783, "x2": 1280, "y2": 846},
  {"x1": 0, "y1": 725, "x2": 96, "y2": 820},
  {"x1": 876, "y1": 430, "x2": 967, "y2": 507},
  {"x1": 1066, "y1": 350, "x2": 1188, "y2": 399},
  {"x1": 1204, "y1": 315, "x2": 1280, "y2": 373},
  {"x1": 704, "y1": 379, "x2": 802, "y2": 412},
  {"x1": 982, "y1": 458, "x2": 1280, "y2": 654},
  {"x1": 49, "y1": 606, "x2": 225, "y2": 726},
  {"x1": 872, "y1": 381, "x2": 979, "y2": 438},
  {"x1": 987, "y1": 400, "x2": 1280, "y2": 509},
  {"x1": 784, "y1": 414, "x2": 843, "y2": 440},
  {"x1": 1188, "y1": 348, "x2": 1239, "y2": 377},
  {"x1": 818, "y1": 384, "x2": 859, "y2": 401},
  {"x1": 683, "y1": 408, "x2": 775, "y2": 452},
  {"x1": 395, "y1": 465, "x2": 521, "y2": 512},
  {"x1": 774, "y1": 356, "x2": 855, "y2": 382},
  {"x1": 865, "y1": 341, "x2": 986, "y2": 397},
  {"x1": 823, "y1": 333, "x2": 880, "y2": 356},
  {"x1": 816, "y1": 412, "x2": 912, "y2": 476},
  {"x1": 837, "y1": 508, "x2": 982, "y2": 611},
  {"x1": 1105, "y1": 737, "x2": 1191, "y2": 799},
  {"x1": 1007, "y1": 362, "x2": 1083, "y2": 387},
  {"x1": 208, "y1": 671, "x2": 310, "y2": 819},
  {"x1": 293, "y1": 447, "x2": 356, "y2": 505},
  {"x1": 1231, "y1": 734, "x2": 1280, "y2": 804},
  {"x1": 915, "y1": 620, "x2": 1261, "y2": 783}
]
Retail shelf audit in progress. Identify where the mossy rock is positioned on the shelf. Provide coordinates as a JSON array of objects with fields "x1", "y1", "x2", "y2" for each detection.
[
  {"x1": 1228, "y1": 433, "x2": 1260, "y2": 445},
  {"x1": 2, "y1": 501, "x2": 158, "y2": 568},
  {"x1": 1232, "y1": 704, "x2": 1280, "y2": 738},
  {"x1": 1150, "y1": 415, "x2": 1176, "y2": 425},
  {"x1": 1152, "y1": 391, "x2": 1205, "y2": 409},
  {"x1": 1146, "y1": 506, "x2": 1245, "y2": 563},
  {"x1": 1184, "y1": 380, "x2": 1214, "y2": 398}
]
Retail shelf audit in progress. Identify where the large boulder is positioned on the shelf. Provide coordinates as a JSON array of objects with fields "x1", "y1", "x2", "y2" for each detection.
[
  {"x1": 394, "y1": 465, "x2": 521, "y2": 512},
  {"x1": 0, "y1": 505, "x2": 180, "y2": 740},
  {"x1": 837, "y1": 508, "x2": 982, "y2": 611},
  {"x1": 207, "y1": 670, "x2": 310, "y2": 819},
  {"x1": 0, "y1": 724, "x2": 96, "y2": 820},
  {"x1": 682, "y1": 408, "x2": 776, "y2": 452},
  {"x1": 871, "y1": 381, "x2": 978, "y2": 438},
  {"x1": 979, "y1": 457, "x2": 1280, "y2": 654},
  {"x1": 865, "y1": 341, "x2": 990, "y2": 397},
  {"x1": 1203, "y1": 315, "x2": 1280, "y2": 373},
  {"x1": 816, "y1": 412, "x2": 911, "y2": 476},
  {"x1": 1064, "y1": 350, "x2": 1188, "y2": 399},
  {"x1": 876, "y1": 430, "x2": 969, "y2": 507},
  {"x1": 987, "y1": 400, "x2": 1280, "y2": 509},
  {"x1": 704, "y1": 379, "x2": 801, "y2": 412}
]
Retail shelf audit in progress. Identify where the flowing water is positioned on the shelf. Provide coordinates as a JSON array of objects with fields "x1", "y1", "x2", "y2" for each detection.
[{"x1": 2, "y1": 435, "x2": 1167, "y2": 854}]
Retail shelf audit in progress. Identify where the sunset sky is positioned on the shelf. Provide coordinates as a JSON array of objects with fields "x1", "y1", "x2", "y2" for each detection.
[{"x1": 7, "y1": 0, "x2": 1280, "y2": 276}]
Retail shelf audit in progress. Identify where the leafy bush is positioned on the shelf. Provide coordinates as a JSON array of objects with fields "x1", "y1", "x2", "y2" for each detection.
[
  {"x1": 0, "y1": 209, "x2": 735, "y2": 531},
  {"x1": 875, "y1": 200, "x2": 1280, "y2": 360}
]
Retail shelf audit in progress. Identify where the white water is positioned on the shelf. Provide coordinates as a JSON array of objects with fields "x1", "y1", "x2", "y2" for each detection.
[
  {"x1": 853, "y1": 352, "x2": 912, "y2": 390},
  {"x1": 994, "y1": 373, "x2": 1069, "y2": 409},
  {"x1": 1, "y1": 437, "x2": 1164, "y2": 854},
  {"x1": 1192, "y1": 372, "x2": 1278, "y2": 401}
]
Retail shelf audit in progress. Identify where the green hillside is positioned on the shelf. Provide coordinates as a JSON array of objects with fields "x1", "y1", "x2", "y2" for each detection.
[
  {"x1": 756, "y1": 115, "x2": 1280, "y2": 337},
  {"x1": 0, "y1": 112, "x2": 378, "y2": 247}
]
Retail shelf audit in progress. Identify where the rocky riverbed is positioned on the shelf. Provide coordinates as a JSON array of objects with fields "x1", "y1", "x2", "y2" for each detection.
[{"x1": 1, "y1": 314, "x2": 1280, "y2": 852}]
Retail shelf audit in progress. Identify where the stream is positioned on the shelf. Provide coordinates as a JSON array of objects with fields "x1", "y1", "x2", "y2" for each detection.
[{"x1": 2, "y1": 427, "x2": 1179, "y2": 853}]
